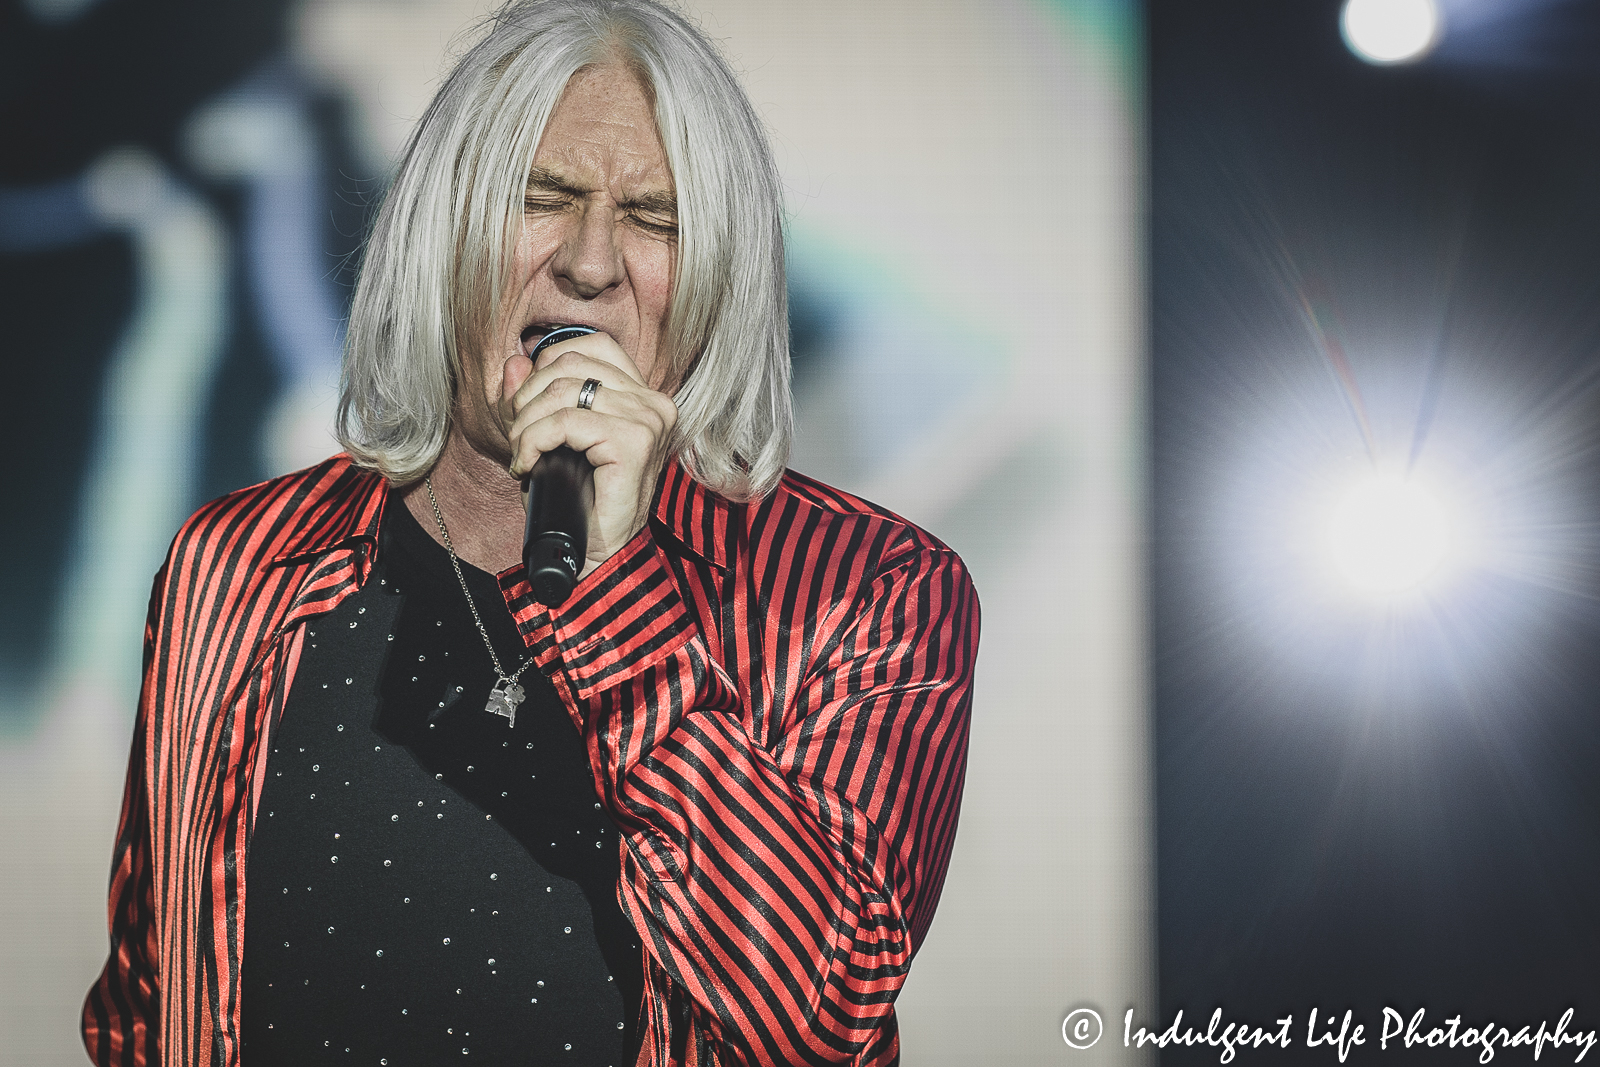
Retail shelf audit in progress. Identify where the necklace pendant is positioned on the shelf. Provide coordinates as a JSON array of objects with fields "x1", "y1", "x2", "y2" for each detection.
[{"x1": 485, "y1": 678, "x2": 526, "y2": 728}]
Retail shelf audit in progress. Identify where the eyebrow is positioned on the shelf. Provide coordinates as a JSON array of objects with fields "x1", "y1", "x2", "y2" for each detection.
[
  {"x1": 526, "y1": 167, "x2": 586, "y2": 197},
  {"x1": 623, "y1": 190, "x2": 678, "y2": 217},
  {"x1": 526, "y1": 166, "x2": 677, "y2": 217}
]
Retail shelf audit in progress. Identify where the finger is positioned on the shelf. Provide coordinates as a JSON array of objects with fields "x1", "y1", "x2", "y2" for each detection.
[
  {"x1": 578, "y1": 416, "x2": 673, "y2": 475},
  {"x1": 510, "y1": 375, "x2": 669, "y2": 437},
  {"x1": 496, "y1": 353, "x2": 534, "y2": 433},
  {"x1": 511, "y1": 349, "x2": 646, "y2": 413},
  {"x1": 505, "y1": 383, "x2": 668, "y2": 467},
  {"x1": 528, "y1": 331, "x2": 648, "y2": 387},
  {"x1": 507, "y1": 389, "x2": 676, "y2": 477},
  {"x1": 501, "y1": 353, "x2": 534, "y2": 404},
  {"x1": 506, "y1": 407, "x2": 609, "y2": 478}
]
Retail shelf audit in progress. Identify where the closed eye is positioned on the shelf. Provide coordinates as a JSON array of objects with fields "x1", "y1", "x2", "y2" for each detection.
[
  {"x1": 622, "y1": 191, "x2": 678, "y2": 238},
  {"x1": 628, "y1": 212, "x2": 678, "y2": 237}
]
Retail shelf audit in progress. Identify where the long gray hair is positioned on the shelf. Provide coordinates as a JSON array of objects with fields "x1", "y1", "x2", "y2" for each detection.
[{"x1": 337, "y1": 0, "x2": 791, "y2": 500}]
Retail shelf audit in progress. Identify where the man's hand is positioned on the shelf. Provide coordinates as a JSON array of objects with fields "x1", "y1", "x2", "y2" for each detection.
[{"x1": 499, "y1": 332, "x2": 677, "y2": 578}]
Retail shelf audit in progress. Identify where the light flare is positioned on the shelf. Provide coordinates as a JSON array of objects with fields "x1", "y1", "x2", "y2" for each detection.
[
  {"x1": 1341, "y1": 0, "x2": 1443, "y2": 65},
  {"x1": 1325, "y1": 470, "x2": 1456, "y2": 596}
]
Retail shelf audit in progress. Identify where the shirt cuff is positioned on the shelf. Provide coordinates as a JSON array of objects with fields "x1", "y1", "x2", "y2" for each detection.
[{"x1": 497, "y1": 523, "x2": 696, "y2": 700}]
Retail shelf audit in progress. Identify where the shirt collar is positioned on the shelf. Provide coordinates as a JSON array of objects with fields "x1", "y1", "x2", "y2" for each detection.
[
  {"x1": 652, "y1": 457, "x2": 732, "y2": 570},
  {"x1": 266, "y1": 454, "x2": 732, "y2": 571},
  {"x1": 268, "y1": 456, "x2": 389, "y2": 564}
]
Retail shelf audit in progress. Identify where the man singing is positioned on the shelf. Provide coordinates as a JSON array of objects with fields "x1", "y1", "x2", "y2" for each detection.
[{"x1": 82, "y1": 1, "x2": 977, "y2": 1064}]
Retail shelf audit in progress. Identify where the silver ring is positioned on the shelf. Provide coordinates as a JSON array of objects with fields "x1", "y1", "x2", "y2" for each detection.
[{"x1": 577, "y1": 378, "x2": 600, "y2": 411}]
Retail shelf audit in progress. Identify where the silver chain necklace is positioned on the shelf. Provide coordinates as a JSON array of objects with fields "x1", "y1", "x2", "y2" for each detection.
[{"x1": 424, "y1": 476, "x2": 533, "y2": 728}]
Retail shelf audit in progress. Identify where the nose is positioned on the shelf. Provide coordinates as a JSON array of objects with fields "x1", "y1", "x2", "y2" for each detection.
[{"x1": 550, "y1": 199, "x2": 626, "y2": 299}]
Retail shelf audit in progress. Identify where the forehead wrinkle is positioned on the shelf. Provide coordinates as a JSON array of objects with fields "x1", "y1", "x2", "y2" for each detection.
[
  {"x1": 527, "y1": 146, "x2": 673, "y2": 202},
  {"x1": 526, "y1": 62, "x2": 674, "y2": 204}
]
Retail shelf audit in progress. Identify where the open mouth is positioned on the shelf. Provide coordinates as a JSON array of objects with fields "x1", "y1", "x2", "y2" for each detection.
[
  {"x1": 520, "y1": 323, "x2": 554, "y2": 355},
  {"x1": 520, "y1": 321, "x2": 602, "y2": 356}
]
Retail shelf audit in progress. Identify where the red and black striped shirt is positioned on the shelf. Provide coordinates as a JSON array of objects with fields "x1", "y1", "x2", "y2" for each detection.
[{"x1": 82, "y1": 454, "x2": 977, "y2": 1067}]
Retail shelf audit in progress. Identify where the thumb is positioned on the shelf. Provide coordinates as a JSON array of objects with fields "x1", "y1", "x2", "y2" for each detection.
[{"x1": 502, "y1": 353, "x2": 534, "y2": 402}]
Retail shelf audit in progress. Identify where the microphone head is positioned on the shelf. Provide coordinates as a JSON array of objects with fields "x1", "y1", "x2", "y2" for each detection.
[{"x1": 529, "y1": 324, "x2": 598, "y2": 359}]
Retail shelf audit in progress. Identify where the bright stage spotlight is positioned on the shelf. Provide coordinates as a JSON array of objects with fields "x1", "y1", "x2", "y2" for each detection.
[
  {"x1": 1341, "y1": 0, "x2": 1442, "y2": 65},
  {"x1": 1325, "y1": 470, "x2": 1455, "y2": 596}
]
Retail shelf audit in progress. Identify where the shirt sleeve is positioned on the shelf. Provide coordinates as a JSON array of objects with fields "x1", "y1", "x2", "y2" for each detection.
[
  {"x1": 82, "y1": 566, "x2": 167, "y2": 1067},
  {"x1": 536, "y1": 522, "x2": 978, "y2": 1066}
]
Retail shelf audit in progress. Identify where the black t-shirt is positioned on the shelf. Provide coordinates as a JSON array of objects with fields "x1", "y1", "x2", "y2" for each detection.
[{"x1": 241, "y1": 497, "x2": 643, "y2": 1066}]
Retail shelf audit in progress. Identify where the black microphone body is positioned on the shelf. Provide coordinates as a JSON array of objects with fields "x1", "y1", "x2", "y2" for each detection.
[{"x1": 522, "y1": 325, "x2": 599, "y2": 605}]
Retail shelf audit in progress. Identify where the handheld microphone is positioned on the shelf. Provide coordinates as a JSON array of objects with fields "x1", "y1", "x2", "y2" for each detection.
[{"x1": 522, "y1": 325, "x2": 598, "y2": 606}]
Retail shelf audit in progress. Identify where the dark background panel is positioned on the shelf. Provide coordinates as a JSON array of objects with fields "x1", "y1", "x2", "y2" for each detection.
[{"x1": 1153, "y1": 0, "x2": 1600, "y2": 1058}]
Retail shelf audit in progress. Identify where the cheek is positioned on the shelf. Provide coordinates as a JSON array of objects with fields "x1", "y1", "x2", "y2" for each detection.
[
  {"x1": 637, "y1": 249, "x2": 676, "y2": 389},
  {"x1": 635, "y1": 245, "x2": 675, "y2": 323},
  {"x1": 451, "y1": 353, "x2": 493, "y2": 428},
  {"x1": 515, "y1": 219, "x2": 562, "y2": 281},
  {"x1": 451, "y1": 320, "x2": 506, "y2": 426}
]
